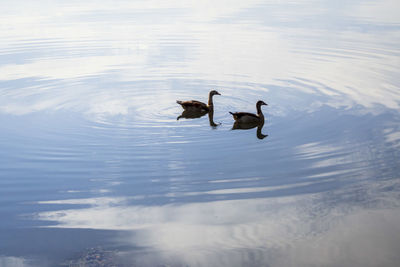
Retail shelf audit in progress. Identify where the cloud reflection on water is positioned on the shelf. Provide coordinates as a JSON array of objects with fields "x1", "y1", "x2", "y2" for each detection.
[
  {"x1": 0, "y1": 256, "x2": 31, "y2": 267},
  {"x1": 36, "y1": 179, "x2": 400, "y2": 267}
]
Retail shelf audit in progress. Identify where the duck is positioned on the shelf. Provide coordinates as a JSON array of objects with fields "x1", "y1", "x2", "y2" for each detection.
[
  {"x1": 177, "y1": 90, "x2": 221, "y2": 112},
  {"x1": 229, "y1": 100, "x2": 267, "y2": 124}
]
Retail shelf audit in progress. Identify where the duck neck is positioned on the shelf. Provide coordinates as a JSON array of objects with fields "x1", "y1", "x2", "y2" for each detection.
[
  {"x1": 256, "y1": 104, "x2": 264, "y2": 121},
  {"x1": 208, "y1": 93, "x2": 214, "y2": 107}
]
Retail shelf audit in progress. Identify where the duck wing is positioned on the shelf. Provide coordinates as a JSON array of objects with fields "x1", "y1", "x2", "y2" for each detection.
[
  {"x1": 177, "y1": 100, "x2": 208, "y2": 110},
  {"x1": 229, "y1": 112, "x2": 258, "y2": 120}
]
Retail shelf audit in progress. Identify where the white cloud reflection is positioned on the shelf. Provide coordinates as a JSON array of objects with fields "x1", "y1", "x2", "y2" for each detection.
[
  {"x1": 351, "y1": 0, "x2": 400, "y2": 24},
  {"x1": 36, "y1": 179, "x2": 400, "y2": 267},
  {"x1": 0, "y1": 256, "x2": 32, "y2": 267}
]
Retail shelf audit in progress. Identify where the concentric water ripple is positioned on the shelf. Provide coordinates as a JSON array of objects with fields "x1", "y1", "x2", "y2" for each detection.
[{"x1": 1, "y1": 0, "x2": 400, "y2": 266}]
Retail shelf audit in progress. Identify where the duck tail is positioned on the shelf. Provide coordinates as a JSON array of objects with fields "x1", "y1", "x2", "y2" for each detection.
[{"x1": 229, "y1": 112, "x2": 238, "y2": 120}]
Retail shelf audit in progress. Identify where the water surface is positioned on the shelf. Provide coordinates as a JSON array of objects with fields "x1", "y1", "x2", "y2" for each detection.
[{"x1": 1, "y1": 0, "x2": 400, "y2": 266}]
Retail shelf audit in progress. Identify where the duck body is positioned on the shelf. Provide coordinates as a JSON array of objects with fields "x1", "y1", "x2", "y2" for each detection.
[
  {"x1": 176, "y1": 100, "x2": 209, "y2": 112},
  {"x1": 230, "y1": 100, "x2": 267, "y2": 124},
  {"x1": 230, "y1": 112, "x2": 262, "y2": 124},
  {"x1": 177, "y1": 90, "x2": 221, "y2": 112}
]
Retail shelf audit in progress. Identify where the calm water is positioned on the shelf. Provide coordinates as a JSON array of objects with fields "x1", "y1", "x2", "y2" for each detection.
[{"x1": 1, "y1": 1, "x2": 400, "y2": 266}]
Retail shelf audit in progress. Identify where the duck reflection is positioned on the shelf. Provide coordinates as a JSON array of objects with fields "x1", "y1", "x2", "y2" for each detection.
[
  {"x1": 177, "y1": 108, "x2": 220, "y2": 128},
  {"x1": 177, "y1": 109, "x2": 208, "y2": 120},
  {"x1": 230, "y1": 100, "x2": 268, "y2": 139},
  {"x1": 232, "y1": 120, "x2": 268, "y2": 139}
]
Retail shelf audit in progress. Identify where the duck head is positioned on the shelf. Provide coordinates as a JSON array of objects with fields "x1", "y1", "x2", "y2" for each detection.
[
  {"x1": 256, "y1": 100, "x2": 267, "y2": 107},
  {"x1": 210, "y1": 90, "x2": 221, "y2": 96}
]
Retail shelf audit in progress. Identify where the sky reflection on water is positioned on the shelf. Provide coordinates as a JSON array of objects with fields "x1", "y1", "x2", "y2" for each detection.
[
  {"x1": 1, "y1": 0, "x2": 399, "y2": 116},
  {"x1": 1, "y1": 0, "x2": 400, "y2": 266},
  {"x1": 36, "y1": 181, "x2": 400, "y2": 267}
]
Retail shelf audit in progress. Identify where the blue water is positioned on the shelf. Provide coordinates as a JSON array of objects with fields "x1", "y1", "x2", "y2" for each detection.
[{"x1": 1, "y1": 1, "x2": 400, "y2": 266}]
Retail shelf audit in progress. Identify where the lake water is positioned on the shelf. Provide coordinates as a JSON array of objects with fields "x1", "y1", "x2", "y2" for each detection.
[{"x1": 1, "y1": 1, "x2": 400, "y2": 266}]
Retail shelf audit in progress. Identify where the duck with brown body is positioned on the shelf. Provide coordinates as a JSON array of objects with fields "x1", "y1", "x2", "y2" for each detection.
[
  {"x1": 176, "y1": 90, "x2": 221, "y2": 112},
  {"x1": 176, "y1": 90, "x2": 221, "y2": 127}
]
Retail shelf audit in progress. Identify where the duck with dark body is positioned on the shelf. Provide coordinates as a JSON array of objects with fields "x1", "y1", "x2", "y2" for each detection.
[
  {"x1": 230, "y1": 100, "x2": 267, "y2": 124},
  {"x1": 230, "y1": 100, "x2": 268, "y2": 139}
]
